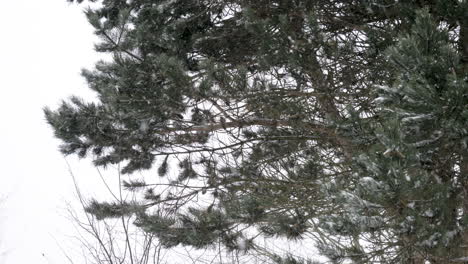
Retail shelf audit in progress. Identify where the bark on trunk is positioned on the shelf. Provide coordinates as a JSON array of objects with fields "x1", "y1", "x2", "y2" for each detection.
[{"x1": 457, "y1": 2, "x2": 468, "y2": 262}]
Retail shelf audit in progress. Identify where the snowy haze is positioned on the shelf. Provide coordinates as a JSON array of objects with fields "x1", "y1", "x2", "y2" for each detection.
[{"x1": 0, "y1": 1, "x2": 102, "y2": 263}]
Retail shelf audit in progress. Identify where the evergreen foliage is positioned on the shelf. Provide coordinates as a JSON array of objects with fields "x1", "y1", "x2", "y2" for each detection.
[{"x1": 47, "y1": 0, "x2": 468, "y2": 262}]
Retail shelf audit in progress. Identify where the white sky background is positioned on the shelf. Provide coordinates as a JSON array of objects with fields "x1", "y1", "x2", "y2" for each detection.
[{"x1": 0, "y1": 1, "x2": 104, "y2": 263}]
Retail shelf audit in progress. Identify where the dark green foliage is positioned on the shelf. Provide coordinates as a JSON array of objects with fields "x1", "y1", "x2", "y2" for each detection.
[
  {"x1": 260, "y1": 211, "x2": 308, "y2": 239},
  {"x1": 157, "y1": 155, "x2": 169, "y2": 177},
  {"x1": 86, "y1": 200, "x2": 141, "y2": 220},
  {"x1": 136, "y1": 207, "x2": 234, "y2": 249},
  {"x1": 273, "y1": 254, "x2": 321, "y2": 264},
  {"x1": 177, "y1": 158, "x2": 198, "y2": 181},
  {"x1": 48, "y1": 0, "x2": 468, "y2": 262},
  {"x1": 122, "y1": 179, "x2": 146, "y2": 190}
]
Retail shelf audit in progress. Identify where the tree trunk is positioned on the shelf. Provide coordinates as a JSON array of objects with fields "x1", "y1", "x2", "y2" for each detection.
[{"x1": 458, "y1": 2, "x2": 468, "y2": 261}]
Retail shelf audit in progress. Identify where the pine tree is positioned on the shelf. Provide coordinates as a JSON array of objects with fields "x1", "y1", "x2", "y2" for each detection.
[{"x1": 46, "y1": 1, "x2": 468, "y2": 262}]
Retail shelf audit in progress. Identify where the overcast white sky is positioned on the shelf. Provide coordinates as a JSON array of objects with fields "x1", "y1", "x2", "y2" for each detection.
[{"x1": 0, "y1": 1, "x2": 103, "y2": 263}]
